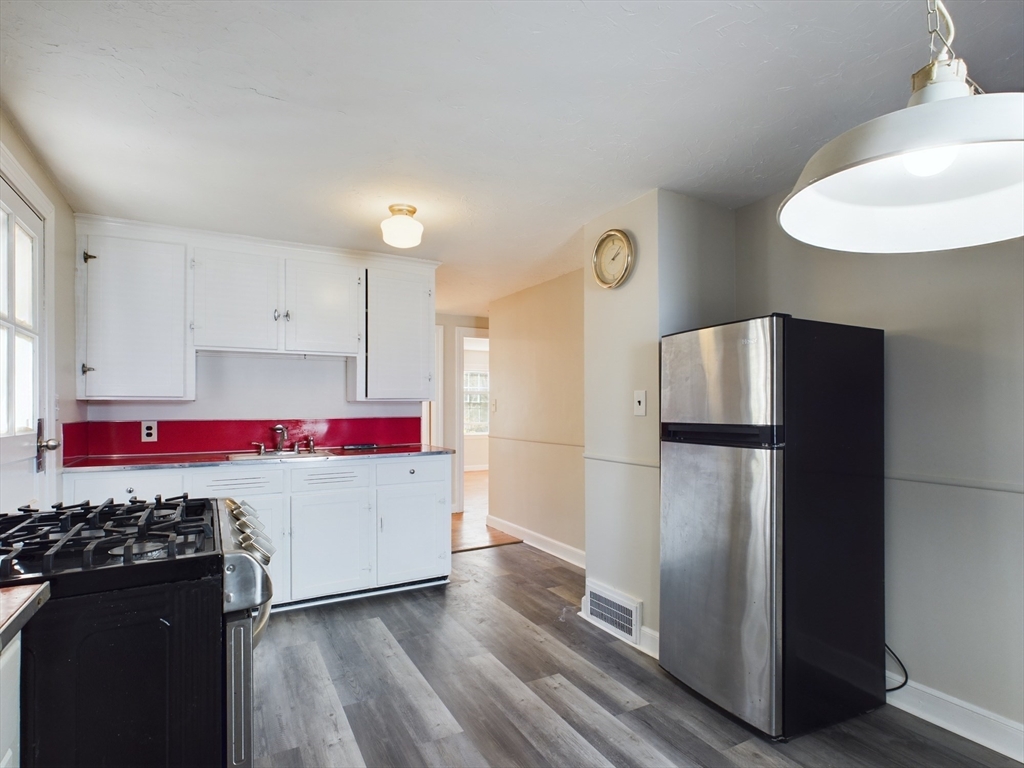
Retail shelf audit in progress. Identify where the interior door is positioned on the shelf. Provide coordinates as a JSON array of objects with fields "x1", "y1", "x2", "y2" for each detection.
[
  {"x1": 659, "y1": 440, "x2": 783, "y2": 736},
  {"x1": 0, "y1": 176, "x2": 48, "y2": 513}
]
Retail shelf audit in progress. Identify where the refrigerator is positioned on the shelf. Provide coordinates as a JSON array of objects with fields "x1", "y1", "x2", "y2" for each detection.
[{"x1": 659, "y1": 314, "x2": 885, "y2": 739}]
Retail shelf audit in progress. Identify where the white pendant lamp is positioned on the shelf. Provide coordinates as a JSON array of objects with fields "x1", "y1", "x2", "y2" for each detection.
[
  {"x1": 778, "y1": 0, "x2": 1024, "y2": 253},
  {"x1": 380, "y1": 204, "x2": 424, "y2": 248}
]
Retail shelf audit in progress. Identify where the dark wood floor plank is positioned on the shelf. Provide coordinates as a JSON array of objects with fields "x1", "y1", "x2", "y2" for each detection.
[
  {"x1": 618, "y1": 704, "x2": 743, "y2": 768},
  {"x1": 529, "y1": 674, "x2": 676, "y2": 768},
  {"x1": 424, "y1": 657, "x2": 557, "y2": 768},
  {"x1": 344, "y1": 694, "x2": 428, "y2": 768},
  {"x1": 418, "y1": 730, "x2": 494, "y2": 768},
  {"x1": 467, "y1": 653, "x2": 616, "y2": 768},
  {"x1": 351, "y1": 616, "x2": 464, "y2": 743},
  {"x1": 723, "y1": 737, "x2": 804, "y2": 768},
  {"x1": 255, "y1": 641, "x2": 365, "y2": 767},
  {"x1": 255, "y1": 544, "x2": 1016, "y2": 768}
]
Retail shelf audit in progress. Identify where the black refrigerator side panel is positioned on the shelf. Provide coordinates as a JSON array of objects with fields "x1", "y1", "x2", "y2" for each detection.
[
  {"x1": 20, "y1": 576, "x2": 224, "y2": 768},
  {"x1": 783, "y1": 318, "x2": 885, "y2": 737}
]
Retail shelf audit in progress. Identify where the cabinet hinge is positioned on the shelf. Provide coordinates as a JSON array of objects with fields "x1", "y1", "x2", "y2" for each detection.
[
  {"x1": 190, "y1": 257, "x2": 196, "y2": 269},
  {"x1": 189, "y1": 322, "x2": 195, "y2": 332},
  {"x1": 427, "y1": 289, "x2": 432, "y2": 297},
  {"x1": 358, "y1": 276, "x2": 362, "y2": 286},
  {"x1": 83, "y1": 251, "x2": 97, "y2": 263},
  {"x1": 81, "y1": 363, "x2": 95, "y2": 375}
]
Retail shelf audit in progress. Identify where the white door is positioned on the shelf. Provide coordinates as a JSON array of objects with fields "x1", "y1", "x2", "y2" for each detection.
[
  {"x1": 0, "y1": 175, "x2": 51, "y2": 513},
  {"x1": 284, "y1": 259, "x2": 360, "y2": 355},
  {"x1": 376, "y1": 483, "x2": 448, "y2": 586},
  {"x1": 290, "y1": 488, "x2": 374, "y2": 600}
]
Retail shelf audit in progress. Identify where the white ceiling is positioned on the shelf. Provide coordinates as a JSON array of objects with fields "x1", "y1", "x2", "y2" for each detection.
[{"x1": 1, "y1": 1, "x2": 1021, "y2": 315}]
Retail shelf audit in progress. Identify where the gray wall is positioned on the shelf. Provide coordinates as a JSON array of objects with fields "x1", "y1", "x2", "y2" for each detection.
[
  {"x1": 735, "y1": 191, "x2": 1024, "y2": 723},
  {"x1": 584, "y1": 189, "x2": 735, "y2": 634}
]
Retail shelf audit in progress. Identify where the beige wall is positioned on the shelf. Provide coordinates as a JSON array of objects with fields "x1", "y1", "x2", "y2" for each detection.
[
  {"x1": 736, "y1": 191, "x2": 1024, "y2": 723},
  {"x1": 583, "y1": 189, "x2": 736, "y2": 635},
  {"x1": 0, "y1": 112, "x2": 84, "y2": 441},
  {"x1": 489, "y1": 269, "x2": 584, "y2": 552}
]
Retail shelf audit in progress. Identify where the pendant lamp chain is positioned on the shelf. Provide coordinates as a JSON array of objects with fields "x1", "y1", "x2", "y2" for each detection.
[{"x1": 926, "y1": 0, "x2": 985, "y2": 93}]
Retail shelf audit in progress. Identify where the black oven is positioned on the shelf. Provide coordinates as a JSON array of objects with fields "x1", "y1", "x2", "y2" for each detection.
[{"x1": 0, "y1": 496, "x2": 273, "y2": 768}]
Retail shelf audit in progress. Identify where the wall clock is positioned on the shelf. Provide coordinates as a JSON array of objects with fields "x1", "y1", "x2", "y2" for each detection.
[{"x1": 592, "y1": 229, "x2": 634, "y2": 289}]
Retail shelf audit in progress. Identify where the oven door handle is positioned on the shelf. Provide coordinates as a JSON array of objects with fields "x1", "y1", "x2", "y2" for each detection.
[{"x1": 252, "y1": 602, "x2": 271, "y2": 648}]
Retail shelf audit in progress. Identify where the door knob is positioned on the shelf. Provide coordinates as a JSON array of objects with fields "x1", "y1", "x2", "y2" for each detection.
[{"x1": 37, "y1": 437, "x2": 61, "y2": 452}]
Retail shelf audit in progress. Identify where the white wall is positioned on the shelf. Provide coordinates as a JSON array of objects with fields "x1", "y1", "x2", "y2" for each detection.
[
  {"x1": 583, "y1": 189, "x2": 735, "y2": 635},
  {"x1": 87, "y1": 353, "x2": 420, "y2": 421},
  {"x1": 490, "y1": 268, "x2": 584, "y2": 555},
  {"x1": 0, "y1": 112, "x2": 84, "y2": 428},
  {"x1": 735, "y1": 191, "x2": 1024, "y2": 726}
]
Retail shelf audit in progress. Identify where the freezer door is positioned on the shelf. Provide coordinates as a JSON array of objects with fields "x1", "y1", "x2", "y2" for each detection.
[
  {"x1": 661, "y1": 316, "x2": 783, "y2": 426},
  {"x1": 659, "y1": 440, "x2": 783, "y2": 736}
]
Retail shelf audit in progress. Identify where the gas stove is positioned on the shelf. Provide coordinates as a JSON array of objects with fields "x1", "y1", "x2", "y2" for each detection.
[
  {"x1": 0, "y1": 495, "x2": 220, "y2": 596},
  {"x1": 5, "y1": 495, "x2": 272, "y2": 768}
]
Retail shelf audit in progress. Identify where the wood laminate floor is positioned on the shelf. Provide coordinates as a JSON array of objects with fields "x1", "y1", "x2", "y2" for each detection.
[
  {"x1": 255, "y1": 544, "x2": 1020, "y2": 768},
  {"x1": 452, "y1": 470, "x2": 522, "y2": 553}
]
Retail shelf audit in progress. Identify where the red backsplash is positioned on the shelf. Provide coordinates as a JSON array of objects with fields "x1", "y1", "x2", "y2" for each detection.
[{"x1": 62, "y1": 417, "x2": 421, "y2": 460}]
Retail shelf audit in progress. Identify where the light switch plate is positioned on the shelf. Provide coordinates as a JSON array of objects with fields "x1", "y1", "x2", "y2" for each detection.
[
  {"x1": 141, "y1": 421, "x2": 158, "y2": 442},
  {"x1": 633, "y1": 390, "x2": 646, "y2": 416}
]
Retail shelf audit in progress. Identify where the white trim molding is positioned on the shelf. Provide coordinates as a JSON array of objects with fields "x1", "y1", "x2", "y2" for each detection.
[
  {"x1": 485, "y1": 514, "x2": 584, "y2": 569},
  {"x1": 886, "y1": 672, "x2": 1024, "y2": 762}
]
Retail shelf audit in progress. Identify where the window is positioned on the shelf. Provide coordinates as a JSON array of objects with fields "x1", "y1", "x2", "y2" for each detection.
[
  {"x1": 463, "y1": 370, "x2": 489, "y2": 435},
  {"x1": 0, "y1": 180, "x2": 40, "y2": 437}
]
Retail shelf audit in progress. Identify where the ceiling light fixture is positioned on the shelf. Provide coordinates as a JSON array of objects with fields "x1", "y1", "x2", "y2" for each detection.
[
  {"x1": 380, "y1": 204, "x2": 423, "y2": 248},
  {"x1": 778, "y1": 0, "x2": 1024, "y2": 253}
]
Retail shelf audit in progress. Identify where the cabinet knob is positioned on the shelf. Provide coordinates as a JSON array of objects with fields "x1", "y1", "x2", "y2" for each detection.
[
  {"x1": 409, "y1": 468, "x2": 415, "y2": 474},
  {"x1": 126, "y1": 487, "x2": 134, "y2": 494}
]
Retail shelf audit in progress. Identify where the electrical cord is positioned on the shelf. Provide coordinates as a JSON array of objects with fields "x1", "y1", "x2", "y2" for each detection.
[{"x1": 885, "y1": 643, "x2": 909, "y2": 692}]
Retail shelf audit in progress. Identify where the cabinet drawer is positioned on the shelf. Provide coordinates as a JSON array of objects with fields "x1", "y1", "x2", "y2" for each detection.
[
  {"x1": 70, "y1": 471, "x2": 184, "y2": 504},
  {"x1": 375, "y1": 458, "x2": 446, "y2": 485},
  {"x1": 291, "y1": 463, "x2": 370, "y2": 491},
  {"x1": 191, "y1": 469, "x2": 283, "y2": 496}
]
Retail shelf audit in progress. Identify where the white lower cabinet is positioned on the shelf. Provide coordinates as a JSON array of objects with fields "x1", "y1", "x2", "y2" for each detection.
[
  {"x1": 0, "y1": 635, "x2": 20, "y2": 768},
  {"x1": 377, "y1": 483, "x2": 449, "y2": 586},
  {"x1": 61, "y1": 453, "x2": 452, "y2": 605},
  {"x1": 290, "y1": 488, "x2": 375, "y2": 600}
]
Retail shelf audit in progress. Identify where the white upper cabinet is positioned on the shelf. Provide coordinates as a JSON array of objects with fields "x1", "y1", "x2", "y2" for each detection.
[
  {"x1": 76, "y1": 216, "x2": 437, "y2": 399},
  {"x1": 78, "y1": 235, "x2": 193, "y2": 400},
  {"x1": 348, "y1": 267, "x2": 435, "y2": 401},
  {"x1": 193, "y1": 248, "x2": 280, "y2": 351},
  {"x1": 193, "y1": 249, "x2": 361, "y2": 356},
  {"x1": 284, "y1": 259, "x2": 361, "y2": 355}
]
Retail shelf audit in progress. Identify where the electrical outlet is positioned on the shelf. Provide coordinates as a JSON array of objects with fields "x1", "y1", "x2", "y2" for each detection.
[
  {"x1": 633, "y1": 390, "x2": 647, "y2": 417},
  {"x1": 141, "y1": 421, "x2": 158, "y2": 442}
]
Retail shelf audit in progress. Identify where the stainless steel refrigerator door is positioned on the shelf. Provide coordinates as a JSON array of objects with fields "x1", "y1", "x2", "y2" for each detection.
[
  {"x1": 661, "y1": 316, "x2": 783, "y2": 426},
  {"x1": 659, "y1": 440, "x2": 783, "y2": 736}
]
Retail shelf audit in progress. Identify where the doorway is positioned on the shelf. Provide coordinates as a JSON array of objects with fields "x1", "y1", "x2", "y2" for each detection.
[{"x1": 452, "y1": 329, "x2": 520, "y2": 552}]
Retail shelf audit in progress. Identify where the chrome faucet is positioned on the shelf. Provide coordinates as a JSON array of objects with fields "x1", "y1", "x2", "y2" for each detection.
[
  {"x1": 271, "y1": 424, "x2": 288, "y2": 453},
  {"x1": 307, "y1": 435, "x2": 315, "y2": 453}
]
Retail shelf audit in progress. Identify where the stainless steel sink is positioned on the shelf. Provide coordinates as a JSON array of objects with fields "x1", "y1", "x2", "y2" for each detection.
[{"x1": 226, "y1": 450, "x2": 336, "y2": 462}]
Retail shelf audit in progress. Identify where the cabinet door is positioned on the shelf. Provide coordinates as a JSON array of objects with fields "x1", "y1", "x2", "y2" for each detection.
[
  {"x1": 237, "y1": 493, "x2": 290, "y2": 606},
  {"x1": 68, "y1": 470, "x2": 185, "y2": 505},
  {"x1": 82, "y1": 236, "x2": 189, "y2": 398},
  {"x1": 193, "y1": 248, "x2": 281, "y2": 351},
  {"x1": 290, "y1": 488, "x2": 373, "y2": 600},
  {"x1": 376, "y1": 482, "x2": 449, "y2": 587},
  {"x1": 366, "y1": 268, "x2": 434, "y2": 399},
  {"x1": 284, "y1": 260, "x2": 361, "y2": 355}
]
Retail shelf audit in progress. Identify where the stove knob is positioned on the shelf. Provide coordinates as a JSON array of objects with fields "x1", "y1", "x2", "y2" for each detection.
[
  {"x1": 236, "y1": 516, "x2": 265, "y2": 533},
  {"x1": 239, "y1": 502, "x2": 261, "y2": 519},
  {"x1": 242, "y1": 538, "x2": 273, "y2": 565}
]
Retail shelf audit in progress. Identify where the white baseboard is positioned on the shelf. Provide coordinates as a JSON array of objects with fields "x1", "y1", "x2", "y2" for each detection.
[
  {"x1": 577, "y1": 605, "x2": 660, "y2": 660},
  {"x1": 886, "y1": 672, "x2": 1024, "y2": 762},
  {"x1": 485, "y1": 514, "x2": 585, "y2": 569},
  {"x1": 464, "y1": 464, "x2": 489, "y2": 472}
]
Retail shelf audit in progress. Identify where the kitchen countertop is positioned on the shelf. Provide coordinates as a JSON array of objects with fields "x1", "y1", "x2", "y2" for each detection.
[
  {"x1": 0, "y1": 582, "x2": 50, "y2": 651},
  {"x1": 62, "y1": 444, "x2": 455, "y2": 473}
]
